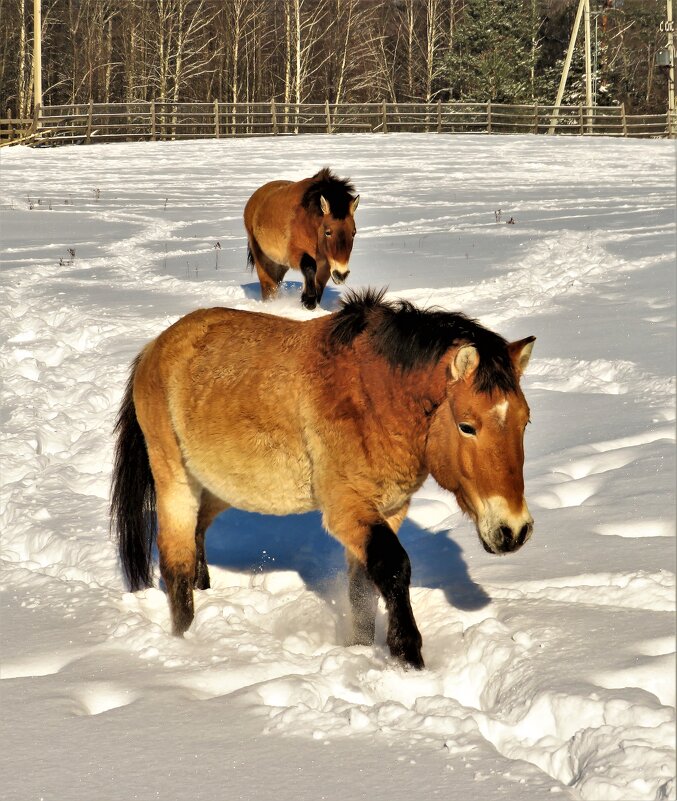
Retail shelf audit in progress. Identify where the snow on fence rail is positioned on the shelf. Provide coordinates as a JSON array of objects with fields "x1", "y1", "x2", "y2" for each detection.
[{"x1": 1, "y1": 100, "x2": 674, "y2": 145}]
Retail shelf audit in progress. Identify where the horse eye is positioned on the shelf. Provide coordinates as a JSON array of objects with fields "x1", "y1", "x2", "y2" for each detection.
[
  {"x1": 325, "y1": 230, "x2": 331, "y2": 237},
  {"x1": 459, "y1": 423, "x2": 477, "y2": 436}
]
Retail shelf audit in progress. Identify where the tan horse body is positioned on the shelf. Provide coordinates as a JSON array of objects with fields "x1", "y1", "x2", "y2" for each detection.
[
  {"x1": 244, "y1": 168, "x2": 359, "y2": 309},
  {"x1": 112, "y1": 291, "x2": 535, "y2": 668}
]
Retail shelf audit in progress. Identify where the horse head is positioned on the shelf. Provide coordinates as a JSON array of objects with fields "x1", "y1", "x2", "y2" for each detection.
[
  {"x1": 318, "y1": 193, "x2": 359, "y2": 285},
  {"x1": 426, "y1": 337, "x2": 536, "y2": 555}
]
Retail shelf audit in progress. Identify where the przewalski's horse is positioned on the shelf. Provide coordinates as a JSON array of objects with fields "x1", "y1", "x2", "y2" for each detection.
[
  {"x1": 244, "y1": 167, "x2": 359, "y2": 310},
  {"x1": 111, "y1": 290, "x2": 535, "y2": 669}
]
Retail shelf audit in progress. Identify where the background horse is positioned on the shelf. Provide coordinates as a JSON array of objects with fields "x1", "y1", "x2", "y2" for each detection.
[
  {"x1": 111, "y1": 289, "x2": 535, "y2": 669},
  {"x1": 244, "y1": 167, "x2": 359, "y2": 310}
]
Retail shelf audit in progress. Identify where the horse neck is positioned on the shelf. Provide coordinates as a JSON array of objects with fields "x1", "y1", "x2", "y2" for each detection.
[{"x1": 352, "y1": 341, "x2": 449, "y2": 454}]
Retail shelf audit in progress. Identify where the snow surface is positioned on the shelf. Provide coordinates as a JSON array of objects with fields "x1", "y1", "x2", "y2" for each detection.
[{"x1": 0, "y1": 134, "x2": 675, "y2": 801}]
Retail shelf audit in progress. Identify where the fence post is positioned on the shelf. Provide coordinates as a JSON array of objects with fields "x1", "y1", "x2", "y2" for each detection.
[
  {"x1": 487, "y1": 100, "x2": 492, "y2": 133},
  {"x1": 150, "y1": 101, "x2": 156, "y2": 141},
  {"x1": 382, "y1": 99, "x2": 388, "y2": 133},
  {"x1": 7, "y1": 108, "x2": 14, "y2": 140},
  {"x1": 214, "y1": 99, "x2": 220, "y2": 139},
  {"x1": 271, "y1": 98, "x2": 278, "y2": 135},
  {"x1": 437, "y1": 99, "x2": 442, "y2": 133},
  {"x1": 579, "y1": 104, "x2": 584, "y2": 134},
  {"x1": 533, "y1": 104, "x2": 539, "y2": 134},
  {"x1": 325, "y1": 99, "x2": 331, "y2": 133},
  {"x1": 86, "y1": 98, "x2": 93, "y2": 143},
  {"x1": 621, "y1": 102, "x2": 627, "y2": 137}
]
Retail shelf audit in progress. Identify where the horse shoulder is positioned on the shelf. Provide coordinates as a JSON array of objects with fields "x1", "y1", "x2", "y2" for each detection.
[{"x1": 303, "y1": 346, "x2": 427, "y2": 513}]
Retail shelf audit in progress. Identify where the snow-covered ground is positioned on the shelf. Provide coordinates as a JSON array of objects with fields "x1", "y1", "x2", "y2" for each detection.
[{"x1": 0, "y1": 134, "x2": 675, "y2": 801}]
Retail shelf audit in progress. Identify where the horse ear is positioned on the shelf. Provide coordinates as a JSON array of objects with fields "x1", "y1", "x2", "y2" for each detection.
[
  {"x1": 449, "y1": 344, "x2": 479, "y2": 382},
  {"x1": 508, "y1": 336, "x2": 536, "y2": 376},
  {"x1": 350, "y1": 195, "x2": 360, "y2": 215},
  {"x1": 320, "y1": 195, "x2": 330, "y2": 215}
]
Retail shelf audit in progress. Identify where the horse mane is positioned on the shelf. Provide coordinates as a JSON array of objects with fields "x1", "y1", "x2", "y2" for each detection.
[
  {"x1": 301, "y1": 167, "x2": 356, "y2": 219},
  {"x1": 329, "y1": 288, "x2": 518, "y2": 394}
]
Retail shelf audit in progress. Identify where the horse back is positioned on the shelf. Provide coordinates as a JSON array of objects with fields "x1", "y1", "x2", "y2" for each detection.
[{"x1": 135, "y1": 307, "x2": 322, "y2": 514}]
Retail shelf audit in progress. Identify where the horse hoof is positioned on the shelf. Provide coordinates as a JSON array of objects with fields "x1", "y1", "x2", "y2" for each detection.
[
  {"x1": 389, "y1": 640, "x2": 425, "y2": 670},
  {"x1": 302, "y1": 295, "x2": 317, "y2": 310}
]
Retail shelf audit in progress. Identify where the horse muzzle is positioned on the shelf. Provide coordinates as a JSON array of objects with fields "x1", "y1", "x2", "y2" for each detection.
[
  {"x1": 480, "y1": 521, "x2": 533, "y2": 554},
  {"x1": 331, "y1": 269, "x2": 350, "y2": 285},
  {"x1": 474, "y1": 496, "x2": 533, "y2": 555}
]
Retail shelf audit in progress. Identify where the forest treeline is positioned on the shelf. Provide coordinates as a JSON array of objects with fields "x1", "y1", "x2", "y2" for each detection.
[{"x1": 0, "y1": 0, "x2": 670, "y2": 119}]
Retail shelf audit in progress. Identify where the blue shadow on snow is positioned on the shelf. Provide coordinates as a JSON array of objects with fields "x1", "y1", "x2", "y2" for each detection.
[{"x1": 205, "y1": 509, "x2": 490, "y2": 612}]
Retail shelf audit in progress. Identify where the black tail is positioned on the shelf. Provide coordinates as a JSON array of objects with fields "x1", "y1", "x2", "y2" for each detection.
[
  {"x1": 110, "y1": 355, "x2": 156, "y2": 591},
  {"x1": 247, "y1": 244, "x2": 254, "y2": 272}
]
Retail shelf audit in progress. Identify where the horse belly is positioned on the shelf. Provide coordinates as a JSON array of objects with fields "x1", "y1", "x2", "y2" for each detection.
[{"x1": 185, "y1": 438, "x2": 317, "y2": 516}]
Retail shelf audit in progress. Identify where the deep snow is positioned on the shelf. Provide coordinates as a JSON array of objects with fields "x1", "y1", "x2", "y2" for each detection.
[{"x1": 0, "y1": 134, "x2": 675, "y2": 801}]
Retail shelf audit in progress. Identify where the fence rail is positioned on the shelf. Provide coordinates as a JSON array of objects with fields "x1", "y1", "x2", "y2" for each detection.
[{"x1": 1, "y1": 100, "x2": 674, "y2": 145}]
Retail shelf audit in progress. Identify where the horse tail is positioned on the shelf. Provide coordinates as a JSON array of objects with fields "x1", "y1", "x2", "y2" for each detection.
[
  {"x1": 110, "y1": 353, "x2": 156, "y2": 591},
  {"x1": 246, "y1": 243, "x2": 255, "y2": 272}
]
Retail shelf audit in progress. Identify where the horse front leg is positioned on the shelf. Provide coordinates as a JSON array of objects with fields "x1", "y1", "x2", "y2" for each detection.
[
  {"x1": 367, "y1": 522, "x2": 424, "y2": 669},
  {"x1": 345, "y1": 502, "x2": 410, "y2": 648},
  {"x1": 299, "y1": 253, "x2": 318, "y2": 310},
  {"x1": 330, "y1": 510, "x2": 424, "y2": 668},
  {"x1": 314, "y1": 259, "x2": 330, "y2": 306},
  {"x1": 347, "y1": 552, "x2": 378, "y2": 646}
]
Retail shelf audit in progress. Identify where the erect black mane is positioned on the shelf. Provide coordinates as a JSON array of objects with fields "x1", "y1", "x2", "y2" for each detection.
[
  {"x1": 301, "y1": 167, "x2": 356, "y2": 219},
  {"x1": 329, "y1": 288, "x2": 518, "y2": 394}
]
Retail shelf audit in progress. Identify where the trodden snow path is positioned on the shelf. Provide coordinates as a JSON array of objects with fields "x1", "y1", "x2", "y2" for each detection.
[{"x1": 0, "y1": 135, "x2": 675, "y2": 801}]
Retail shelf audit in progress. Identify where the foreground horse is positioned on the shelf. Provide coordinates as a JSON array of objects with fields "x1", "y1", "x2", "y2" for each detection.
[
  {"x1": 111, "y1": 290, "x2": 535, "y2": 669},
  {"x1": 244, "y1": 167, "x2": 359, "y2": 310}
]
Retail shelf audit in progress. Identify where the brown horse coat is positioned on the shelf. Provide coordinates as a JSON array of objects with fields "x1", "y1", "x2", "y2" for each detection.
[
  {"x1": 112, "y1": 290, "x2": 535, "y2": 668},
  {"x1": 244, "y1": 168, "x2": 359, "y2": 309}
]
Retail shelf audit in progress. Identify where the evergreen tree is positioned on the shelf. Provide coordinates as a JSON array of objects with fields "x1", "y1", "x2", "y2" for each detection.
[{"x1": 445, "y1": 0, "x2": 535, "y2": 103}]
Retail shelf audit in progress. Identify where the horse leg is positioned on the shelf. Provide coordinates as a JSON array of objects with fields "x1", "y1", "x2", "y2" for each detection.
[
  {"x1": 299, "y1": 254, "x2": 318, "y2": 310},
  {"x1": 345, "y1": 502, "x2": 410, "y2": 647},
  {"x1": 314, "y1": 259, "x2": 330, "y2": 306},
  {"x1": 194, "y1": 490, "x2": 230, "y2": 590},
  {"x1": 347, "y1": 552, "x2": 378, "y2": 645},
  {"x1": 134, "y1": 390, "x2": 201, "y2": 635},
  {"x1": 248, "y1": 236, "x2": 287, "y2": 301},
  {"x1": 328, "y1": 508, "x2": 423, "y2": 668}
]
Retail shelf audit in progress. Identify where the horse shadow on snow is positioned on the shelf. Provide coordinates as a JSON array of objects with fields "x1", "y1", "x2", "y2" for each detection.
[
  {"x1": 204, "y1": 510, "x2": 491, "y2": 627},
  {"x1": 241, "y1": 280, "x2": 344, "y2": 309}
]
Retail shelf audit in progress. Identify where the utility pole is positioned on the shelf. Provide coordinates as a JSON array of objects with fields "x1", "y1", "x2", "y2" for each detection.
[
  {"x1": 33, "y1": 0, "x2": 42, "y2": 118},
  {"x1": 668, "y1": 0, "x2": 675, "y2": 132},
  {"x1": 583, "y1": 0, "x2": 592, "y2": 132},
  {"x1": 548, "y1": 0, "x2": 588, "y2": 134}
]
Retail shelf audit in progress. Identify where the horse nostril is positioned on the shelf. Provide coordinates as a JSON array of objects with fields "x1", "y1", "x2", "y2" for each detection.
[
  {"x1": 500, "y1": 525, "x2": 513, "y2": 551},
  {"x1": 517, "y1": 523, "x2": 530, "y2": 547}
]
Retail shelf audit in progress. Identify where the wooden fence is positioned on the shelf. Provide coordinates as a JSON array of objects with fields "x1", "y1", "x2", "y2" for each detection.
[{"x1": 1, "y1": 100, "x2": 674, "y2": 145}]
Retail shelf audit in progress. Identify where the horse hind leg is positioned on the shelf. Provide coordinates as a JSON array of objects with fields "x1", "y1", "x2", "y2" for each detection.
[
  {"x1": 248, "y1": 235, "x2": 287, "y2": 301},
  {"x1": 194, "y1": 490, "x2": 230, "y2": 590},
  {"x1": 135, "y1": 386, "x2": 201, "y2": 635}
]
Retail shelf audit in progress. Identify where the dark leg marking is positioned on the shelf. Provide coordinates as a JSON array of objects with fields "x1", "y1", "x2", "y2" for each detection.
[
  {"x1": 300, "y1": 253, "x2": 318, "y2": 310},
  {"x1": 315, "y1": 260, "x2": 330, "y2": 306},
  {"x1": 348, "y1": 557, "x2": 378, "y2": 646},
  {"x1": 194, "y1": 528, "x2": 210, "y2": 590},
  {"x1": 366, "y1": 523, "x2": 424, "y2": 669},
  {"x1": 161, "y1": 562, "x2": 195, "y2": 636}
]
